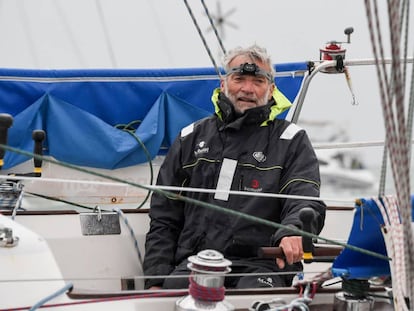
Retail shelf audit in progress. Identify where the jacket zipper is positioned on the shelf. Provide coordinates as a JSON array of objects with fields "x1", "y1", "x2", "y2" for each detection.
[{"x1": 239, "y1": 174, "x2": 244, "y2": 191}]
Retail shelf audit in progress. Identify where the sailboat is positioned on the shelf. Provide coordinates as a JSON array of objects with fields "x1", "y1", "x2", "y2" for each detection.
[{"x1": 0, "y1": 1, "x2": 413, "y2": 310}]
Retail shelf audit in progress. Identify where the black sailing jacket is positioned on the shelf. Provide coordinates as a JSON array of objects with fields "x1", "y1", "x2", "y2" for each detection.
[{"x1": 143, "y1": 89, "x2": 326, "y2": 287}]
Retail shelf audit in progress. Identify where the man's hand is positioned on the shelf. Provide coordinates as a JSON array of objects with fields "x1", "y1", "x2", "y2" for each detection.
[{"x1": 275, "y1": 236, "x2": 303, "y2": 269}]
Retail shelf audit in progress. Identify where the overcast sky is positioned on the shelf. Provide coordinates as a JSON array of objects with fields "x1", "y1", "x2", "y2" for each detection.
[
  {"x1": 0, "y1": 0, "x2": 412, "y2": 169},
  {"x1": 0, "y1": 0, "x2": 399, "y2": 68}
]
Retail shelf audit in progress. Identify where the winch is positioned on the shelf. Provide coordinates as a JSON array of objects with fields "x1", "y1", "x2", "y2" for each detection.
[
  {"x1": 319, "y1": 27, "x2": 354, "y2": 73},
  {"x1": 333, "y1": 279, "x2": 375, "y2": 311},
  {"x1": 175, "y1": 249, "x2": 234, "y2": 311}
]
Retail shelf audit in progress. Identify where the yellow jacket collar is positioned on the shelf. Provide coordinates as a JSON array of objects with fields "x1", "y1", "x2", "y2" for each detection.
[{"x1": 211, "y1": 86, "x2": 292, "y2": 124}]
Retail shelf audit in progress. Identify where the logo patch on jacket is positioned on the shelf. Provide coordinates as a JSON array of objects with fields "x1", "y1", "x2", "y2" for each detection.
[
  {"x1": 257, "y1": 277, "x2": 274, "y2": 287},
  {"x1": 244, "y1": 179, "x2": 262, "y2": 192},
  {"x1": 253, "y1": 151, "x2": 266, "y2": 162},
  {"x1": 194, "y1": 141, "x2": 209, "y2": 156}
]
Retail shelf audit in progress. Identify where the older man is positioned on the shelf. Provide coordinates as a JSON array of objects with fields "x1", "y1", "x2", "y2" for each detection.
[{"x1": 143, "y1": 44, "x2": 326, "y2": 289}]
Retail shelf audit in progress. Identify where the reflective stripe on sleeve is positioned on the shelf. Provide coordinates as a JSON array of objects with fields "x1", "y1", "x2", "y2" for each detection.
[
  {"x1": 280, "y1": 123, "x2": 302, "y2": 140},
  {"x1": 181, "y1": 123, "x2": 194, "y2": 137}
]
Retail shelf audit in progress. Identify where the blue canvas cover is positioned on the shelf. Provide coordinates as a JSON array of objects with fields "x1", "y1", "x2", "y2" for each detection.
[
  {"x1": 332, "y1": 197, "x2": 414, "y2": 279},
  {"x1": 0, "y1": 63, "x2": 307, "y2": 169}
]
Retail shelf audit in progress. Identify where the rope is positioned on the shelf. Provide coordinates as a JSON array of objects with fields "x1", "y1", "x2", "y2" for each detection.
[
  {"x1": 373, "y1": 196, "x2": 408, "y2": 311},
  {"x1": 28, "y1": 282, "x2": 73, "y2": 311},
  {"x1": 114, "y1": 119, "x2": 154, "y2": 209},
  {"x1": 0, "y1": 143, "x2": 389, "y2": 261},
  {"x1": 378, "y1": 143, "x2": 388, "y2": 196},
  {"x1": 404, "y1": 0, "x2": 414, "y2": 166},
  {"x1": 113, "y1": 207, "x2": 143, "y2": 265},
  {"x1": 364, "y1": 0, "x2": 414, "y2": 306},
  {"x1": 188, "y1": 276, "x2": 225, "y2": 302},
  {"x1": 25, "y1": 191, "x2": 95, "y2": 211},
  {"x1": 11, "y1": 189, "x2": 24, "y2": 221}
]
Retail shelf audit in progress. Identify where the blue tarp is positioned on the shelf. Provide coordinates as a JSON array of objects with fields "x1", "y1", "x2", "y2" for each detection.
[
  {"x1": 0, "y1": 63, "x2": 307, "y2": 169},
  {"x1": 332, "y1": 197, "x2": 414, "y2": 279}
]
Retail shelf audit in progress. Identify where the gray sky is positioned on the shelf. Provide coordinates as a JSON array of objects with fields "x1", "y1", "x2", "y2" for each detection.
[
  {"x1": 0, "y1": 0, "x2": 412, "y2": 168},
  {"x1": 0, "y1": 1, "x2": 396, "y2": 68}
]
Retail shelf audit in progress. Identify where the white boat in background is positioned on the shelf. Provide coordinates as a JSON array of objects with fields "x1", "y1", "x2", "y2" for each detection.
[
  {"x1": 317, "y1": 148, "x2": 376, "y2": 190},
  {"x1": 298, "y1": 120, "x2": 377, "y2": 191},
  {"x1": 0, "y1": 2, "x2": 413, "y2": 311}
]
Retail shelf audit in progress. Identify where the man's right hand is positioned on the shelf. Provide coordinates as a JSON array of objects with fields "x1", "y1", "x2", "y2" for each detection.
[{"x1": 276, "y1": 236, "x2": 303, "y2": 269}]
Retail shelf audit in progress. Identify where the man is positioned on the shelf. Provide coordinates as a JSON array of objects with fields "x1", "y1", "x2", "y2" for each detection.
[{"x1": 143, "y1": 44, "x2": 326, "y2": 289}]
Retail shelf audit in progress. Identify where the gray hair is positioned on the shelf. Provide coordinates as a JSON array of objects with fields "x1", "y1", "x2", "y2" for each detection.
[{"x1": 222, "y1": 44, "x2": 276, "y2": 80}]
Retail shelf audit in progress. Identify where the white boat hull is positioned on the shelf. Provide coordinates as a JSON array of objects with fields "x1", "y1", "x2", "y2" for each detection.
[{"x1": 0, "y1": 204, "x2": 363, "y2": 310}]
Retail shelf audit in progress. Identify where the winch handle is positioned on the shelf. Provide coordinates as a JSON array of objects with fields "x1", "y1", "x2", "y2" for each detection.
[
  {"x1": 300, "y1": 207, "x2": 317, "y2": 263},
  {"x1": 0, "y1": 114, "x2": 13, "y2": 170},
  {"x1": 32, "y1": 130, "x2": 46, "y2": 177},
  {"x1": 258, "y1": 246, "x2": 342, "y2": 263}
]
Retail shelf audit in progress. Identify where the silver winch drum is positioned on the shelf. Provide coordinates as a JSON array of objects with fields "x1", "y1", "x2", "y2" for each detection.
[
  {"x1": 0, "y1": 181, "x2": 23, "y2": 209},
  {"x1": 333, "y1": 292, "x2": 375, "y2": 311},
  {"x1": 175, "y1": 249, "x2": 234, "y2": 311}
]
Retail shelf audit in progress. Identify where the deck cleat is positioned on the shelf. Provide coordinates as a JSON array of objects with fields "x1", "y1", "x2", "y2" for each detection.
[
  {"x1": 176, "y1": 249, "x2": 234, "y2": 311},
  {"x1": 0, "y1": 226, "x2": 19, "y2": 247}
]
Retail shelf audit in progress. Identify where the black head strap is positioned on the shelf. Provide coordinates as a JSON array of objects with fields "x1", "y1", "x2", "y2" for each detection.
[{"x1": 226, "y1": 63, "x2": 273, "y2": 82}]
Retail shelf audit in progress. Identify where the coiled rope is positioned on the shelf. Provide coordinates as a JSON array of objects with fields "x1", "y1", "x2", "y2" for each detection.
[
  {"x1": 188, "y1": 277, "x2": 225, "y2": 302},
  {"x1": 114, "y1": 119, "x2": 154, "y2": 209}
]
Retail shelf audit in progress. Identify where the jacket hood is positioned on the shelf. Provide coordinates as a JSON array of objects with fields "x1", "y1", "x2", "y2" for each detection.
[{"x1": 211, "y1": 86, "x2": 292, "y2": 126}]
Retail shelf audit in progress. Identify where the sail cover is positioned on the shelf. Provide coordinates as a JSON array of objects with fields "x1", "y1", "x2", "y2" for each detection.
[
  {"x1": 0, "y1": 63, "x2": 307, "y2": 169},
  {"x1": 332, "y1": 198, "x2": 391, "y2": 279}
]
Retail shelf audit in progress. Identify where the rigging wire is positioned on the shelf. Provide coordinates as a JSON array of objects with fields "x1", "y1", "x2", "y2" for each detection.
[
  {"x1": 146, "y1": 0, "x2": 174, "y2": 65},
  {"x1": 95, "y1": 0, "x2": 117, "y2": 67},
  {"x1": 200, "y1": 0, "x2": 226, "y2": 55},
  {"x1": 16, "y1": 1, "x2": 39, "y2": 68},
  {"x1": 53, "y1": 1, "x2": 86, "y2": 67},
  {"x1": 182, "y1": 0, "x2": 222, "y2": 78}
]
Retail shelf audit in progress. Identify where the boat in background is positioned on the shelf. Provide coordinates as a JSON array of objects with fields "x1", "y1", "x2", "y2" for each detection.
[
  {"x1": 317, "y1": 148, "x2": 376, "y2": 190},
  {"x1": 298, "y1": 120, "x2": 377, "y2": 192}
]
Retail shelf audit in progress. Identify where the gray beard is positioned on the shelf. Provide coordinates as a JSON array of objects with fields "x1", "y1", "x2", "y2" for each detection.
[{"x1": 223, "y1": 85, "x2": 271, "y2": 114}]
